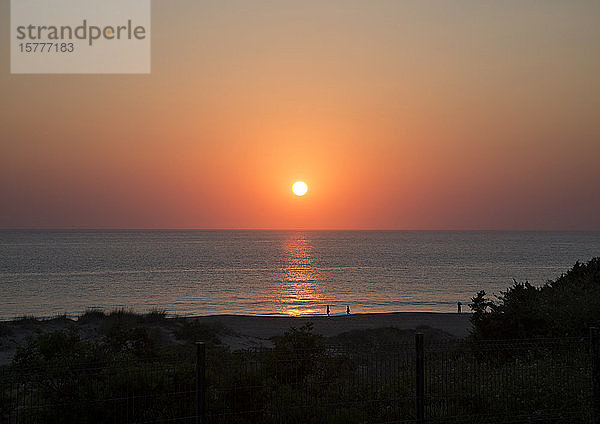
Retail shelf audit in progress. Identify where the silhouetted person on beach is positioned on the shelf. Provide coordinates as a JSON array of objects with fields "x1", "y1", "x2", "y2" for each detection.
[
  {"x1": 457, "y1": 302, "x2": 462, "y2": 314},
  {"x1": 346, "y1": 305, "x2": 350, "y2": 315},
  {"x1": 326, "y1": 305, "x2": 330, "y2": 317}
]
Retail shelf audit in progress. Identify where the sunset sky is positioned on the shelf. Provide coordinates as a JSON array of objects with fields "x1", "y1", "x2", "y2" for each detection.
[{"x1": 1, "y1": 0, "x2": 599, "y2": 230}]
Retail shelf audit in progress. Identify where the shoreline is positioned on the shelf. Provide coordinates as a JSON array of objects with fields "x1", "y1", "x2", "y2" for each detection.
[
  {"x1": 0, "y1": 309, "x2": 463, "y2": 321},
  {"x1": 1, "y1": 311, "x2": 471, "y2": 337}
]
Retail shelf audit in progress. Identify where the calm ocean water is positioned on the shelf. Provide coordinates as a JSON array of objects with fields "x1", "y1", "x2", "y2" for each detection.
[{"x1": 1, "y1": 231, "x2": 599, "y2": 320}]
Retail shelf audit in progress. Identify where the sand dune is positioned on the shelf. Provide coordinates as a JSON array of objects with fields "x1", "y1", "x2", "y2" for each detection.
[
  {"x1": 0, "y1": 312, "x2": 472, "y2": 365},
  {"x1": 193, "y1": 312, "x2": 472, "y2": 339}
]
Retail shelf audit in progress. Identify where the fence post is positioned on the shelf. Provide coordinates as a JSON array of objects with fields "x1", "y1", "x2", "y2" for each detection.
[
  {"x1": 591, "y1": 328, "x2": 599, "y2": 424},
  {"x1": 196, "y1": 342, "x2": 206, "y2": 424},
  {"x1": 415, "y1": 333, "x2": 424, "y2": 424}
]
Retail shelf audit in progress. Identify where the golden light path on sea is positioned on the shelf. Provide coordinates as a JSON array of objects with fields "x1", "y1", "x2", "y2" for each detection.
[{"x1": 278, "y1": 233, "x2": 322, "y2": 316}]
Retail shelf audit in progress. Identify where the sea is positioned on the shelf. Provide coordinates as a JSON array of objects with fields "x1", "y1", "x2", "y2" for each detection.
[{"x1": 1, "y1": 230, "x2": 599, "y2": 320}]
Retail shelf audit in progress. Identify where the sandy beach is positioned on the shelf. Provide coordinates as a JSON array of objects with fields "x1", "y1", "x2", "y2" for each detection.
[
  {"x1": 0, "y1": 312, "x2": 471, "y2": 366},
  {"x1": 192, "y1": 312, "x2": 471, "y2": 339}
]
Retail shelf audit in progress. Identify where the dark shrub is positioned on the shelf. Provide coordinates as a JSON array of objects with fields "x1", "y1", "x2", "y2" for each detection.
[{"x1": 470, "y1": 258, "x2": 600, "y2": 340}]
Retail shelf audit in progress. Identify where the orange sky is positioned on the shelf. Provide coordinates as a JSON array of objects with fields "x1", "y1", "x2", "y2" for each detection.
[{"x1": 1, "y1": 0, "x2": 600, "y2": 229}]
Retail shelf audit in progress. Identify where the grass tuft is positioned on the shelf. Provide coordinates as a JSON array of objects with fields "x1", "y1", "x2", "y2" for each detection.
[
  {"x1": 144, "y1": 308, "x2": 168, "y2": 322},
  {"x1": 15, "y1": 315, "x2": 38, "y2": 323},
  {"x1": 78, "y1": 308, "x2": 107, "y2": 323},
  {"x1": 105, "y1": 308, "x2": 139, "y2": 327},
  {"x1": 108, "y1": 308, "x2": 137, "y2": 319},
  {"x1": 52, "y1": 313, "x2": 71, "y2": 322}
]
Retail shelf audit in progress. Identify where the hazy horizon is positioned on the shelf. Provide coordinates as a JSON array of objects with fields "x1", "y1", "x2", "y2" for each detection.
[{"x1": 2, "y1": 228, "x2": 600, "y2": 233}]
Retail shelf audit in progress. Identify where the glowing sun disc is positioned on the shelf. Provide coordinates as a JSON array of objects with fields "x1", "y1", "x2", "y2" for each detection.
[{"x1": 292, "y1": 181, "x2": 308, "y2": 196}]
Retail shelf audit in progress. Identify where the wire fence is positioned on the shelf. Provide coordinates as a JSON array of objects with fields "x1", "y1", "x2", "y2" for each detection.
[
  {"x1": 423, "y1": 338, "x2": 592, "y2": 423},
  {"x1": 0, "y1": 335, "x2": 596, "y2": 423}
]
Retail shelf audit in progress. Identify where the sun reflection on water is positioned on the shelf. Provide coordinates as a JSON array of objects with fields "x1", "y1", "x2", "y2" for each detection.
[{"x1": 278, "y1": 233, "x2": 322, "y2": 316}]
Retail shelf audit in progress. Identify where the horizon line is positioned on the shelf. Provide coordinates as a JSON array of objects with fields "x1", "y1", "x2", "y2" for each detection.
[{"x1": 1, "y1": 227, "x2": 599, "y2": 232}]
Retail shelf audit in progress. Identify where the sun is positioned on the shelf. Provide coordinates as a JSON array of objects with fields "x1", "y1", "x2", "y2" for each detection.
[{"x1": 292, "y1": 181, "x2": 308, "y2": 196}]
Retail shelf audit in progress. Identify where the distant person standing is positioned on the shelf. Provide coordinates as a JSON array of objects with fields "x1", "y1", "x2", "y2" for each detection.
[
  {"x1": 346, "y1": 305, "x2": 350, "y2": 315},
  {"x1": 457, "y1": 302, "x2": 462, "y2": 314},
  {"x1": 326, "y1": 305, "x2": 330, "y2": 317}
]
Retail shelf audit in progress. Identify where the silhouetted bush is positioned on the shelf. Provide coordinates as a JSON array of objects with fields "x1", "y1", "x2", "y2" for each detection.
[
  {"x1": 12, "y1": 326, "x2": 99, "y2": 372},
  {"x1": 470, "y1": 257, "x2": 600, "y2": 340},
  {"x1": 78, "y1": 308, "x2": 106, "y2": 323},
  {"x1": 268, "y1": 322, "x2": 326, "y2": 385}
]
